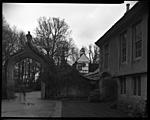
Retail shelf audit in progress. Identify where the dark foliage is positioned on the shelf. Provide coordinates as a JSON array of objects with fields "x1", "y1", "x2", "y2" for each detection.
[
  {"x1": 45, "y1": 63, "x2": 92, "y2": 99},
  {"x1": 89, "y1": 63, "x2": 99, "y2": 72},
  {"x1": 2, "y1": 69, "x2": 7, "y2": 99}
]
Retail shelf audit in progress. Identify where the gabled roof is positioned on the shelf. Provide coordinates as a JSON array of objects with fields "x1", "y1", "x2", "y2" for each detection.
[
  {"x1": 95, "y1": 2, "x2": 148, "y2": 47},
  {"x1": 77, "y1": 54, "x2": 90, "y2": 63}
]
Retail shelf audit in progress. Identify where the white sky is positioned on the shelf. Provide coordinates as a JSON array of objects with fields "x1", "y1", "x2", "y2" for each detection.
[{"x1": 3, "y1": 1, "x2": 138, "y2": 49}]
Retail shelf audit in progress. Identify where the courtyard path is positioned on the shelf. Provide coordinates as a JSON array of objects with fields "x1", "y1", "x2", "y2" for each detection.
[
  {"x1": 1, "y1": 91, "x2": 62, "y2": 117},
  {"x1": 62, "y1": 100, "x2": 128, "y2": 117},
  {"x1": 2, "y1": 91, "x2": 128, "y2": 118}
]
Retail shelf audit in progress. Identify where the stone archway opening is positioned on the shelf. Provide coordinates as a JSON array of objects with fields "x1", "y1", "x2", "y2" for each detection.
[
  {"x1": 6, "y1": 51, "x2": 47, "y2": 99},
  {"x1": 5, "y1": 31, "x2": 51, "y2": 99},
  {"x1": 13, "y1": 57, "x2": 42, "y2": 97}
]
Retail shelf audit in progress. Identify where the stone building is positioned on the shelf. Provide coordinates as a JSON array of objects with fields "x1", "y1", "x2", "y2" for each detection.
[
  {"x1": 95, "y1": 2, "x2": 148, "y2": 113},
  {"x1": 76, "y1": 47, "x2": 90, "y2": 74}
]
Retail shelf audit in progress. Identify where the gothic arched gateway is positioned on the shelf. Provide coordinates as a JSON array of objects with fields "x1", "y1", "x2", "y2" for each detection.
[{"x1": 6, "y1": 32, "x2": 53, "y2": 99}]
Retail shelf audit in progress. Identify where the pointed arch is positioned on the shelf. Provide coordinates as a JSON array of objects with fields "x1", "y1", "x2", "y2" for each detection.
[{"x1": 6, "y1": 43, "x2": 51, "y2": 99}]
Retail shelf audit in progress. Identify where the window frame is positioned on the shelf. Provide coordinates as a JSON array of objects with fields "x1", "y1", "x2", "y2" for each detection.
[
  {"x1": 132, "y1": 20, "x2": 143, "y2": 60},
  {"x1": 120, "y1": 31, "x2": 128, "y2": 64},
  {"x1": 120, "y1": 77, "x2": 126, "y2": 94},
  {"x1": 132, "y1": 76, "x2": 141, "y2": 96},
  {"x1": 82, "y1": 62, "x2": 86, "y2": 67},
  {"x1": 77, "y1": 63, "x2": 82, "y2": 71}
]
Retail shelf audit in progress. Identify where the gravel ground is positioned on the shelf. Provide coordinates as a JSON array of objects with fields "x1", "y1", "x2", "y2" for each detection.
[{"x1": 62, "y1": 100, "x2": 129, "y2": 117}]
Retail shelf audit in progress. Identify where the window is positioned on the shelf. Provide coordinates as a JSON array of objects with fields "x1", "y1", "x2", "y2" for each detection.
[
  {"x1": 132, "y1": 76, "x2": 141, "y2": 96},
  {"x1": 120, "y1": 31, "x2": 127, "y2": 63},
  {"x1": 77, "y1": 63, "x2": 86, "y2": 71},
  {"x1": 133, "y1": 21, "x2": 142, "y2": 59},
  {"x1": 104, "y1": 44, "x2": 109, "y2": 69},
  {"x1": 82, "y1": 63, "x2": 86, "y2": 67},
  {"x1": 77, "y1": 63, "x2": 82, "y2": 71},
  {"x1": 120, "y1": 77, "x2": 126, "y2": 94}
]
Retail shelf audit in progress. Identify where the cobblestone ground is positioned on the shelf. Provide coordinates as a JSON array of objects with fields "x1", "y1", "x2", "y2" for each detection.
[
  {"x1": 1, "y1": 91, "x2": 61, "y2": 117},
  {"x1": 62, "y1": 100, "x2": 129, "y2": 117}
]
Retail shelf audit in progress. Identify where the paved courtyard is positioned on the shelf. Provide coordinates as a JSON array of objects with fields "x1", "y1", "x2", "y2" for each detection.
[
  {"x1": 62, "y1": 100, "x2": 128, "y2": 117},
  {"x1": 1, "y1": 91, "x2": 61, "y2": 117},
  {"x1": 2, "y1": 91, "x2": 128, "y2": 118}
]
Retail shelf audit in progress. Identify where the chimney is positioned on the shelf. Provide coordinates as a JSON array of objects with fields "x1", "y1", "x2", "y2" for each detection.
[{"x1": 126, "y1": 3, "x2": 130, "y2": 12}]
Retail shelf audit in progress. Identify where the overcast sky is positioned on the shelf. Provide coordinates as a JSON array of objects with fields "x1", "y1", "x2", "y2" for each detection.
[{"x1": 3, "y1": 1, "x2": 138, "y2": 50}]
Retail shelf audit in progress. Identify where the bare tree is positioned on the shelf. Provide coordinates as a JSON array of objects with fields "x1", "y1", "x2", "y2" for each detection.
[
  {"x1": 2, "y1": 17, "x2": 26, "y2": 67},
  {"x1": 93, "y1": 45, "x2": 100, "y2": 64},
  {"x1": 88, "y1": 44, "x2": 94, "y2": 63},
  {"x1": 80, "y1": 46, "x2": 88, "y2": 56},
  {"x1": 2, "y1": 17, "x2": 27, "y2": 97},
  {"x1": 87, "y1": 44, "x2": 99, "y2": 64},
  {"x1": 69, "y1": 45, "x2": 79, "y2": 63},
  {"x1": 34, "y1": 17, "x2": 71, "y2": 60}
]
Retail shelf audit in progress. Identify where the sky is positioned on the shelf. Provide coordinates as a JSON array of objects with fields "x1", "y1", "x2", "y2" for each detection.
[{"x1": 3, "y1": 1, "x2": 138, "y2": 50}]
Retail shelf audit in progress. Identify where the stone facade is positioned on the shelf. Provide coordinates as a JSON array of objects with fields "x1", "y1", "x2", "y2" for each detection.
[
  {"x1": 95, "y1": 2, "x2": 148, "y2": 115},
  {"x1": 76, "y1": 54, "x2": 90, "y2": 74}
]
